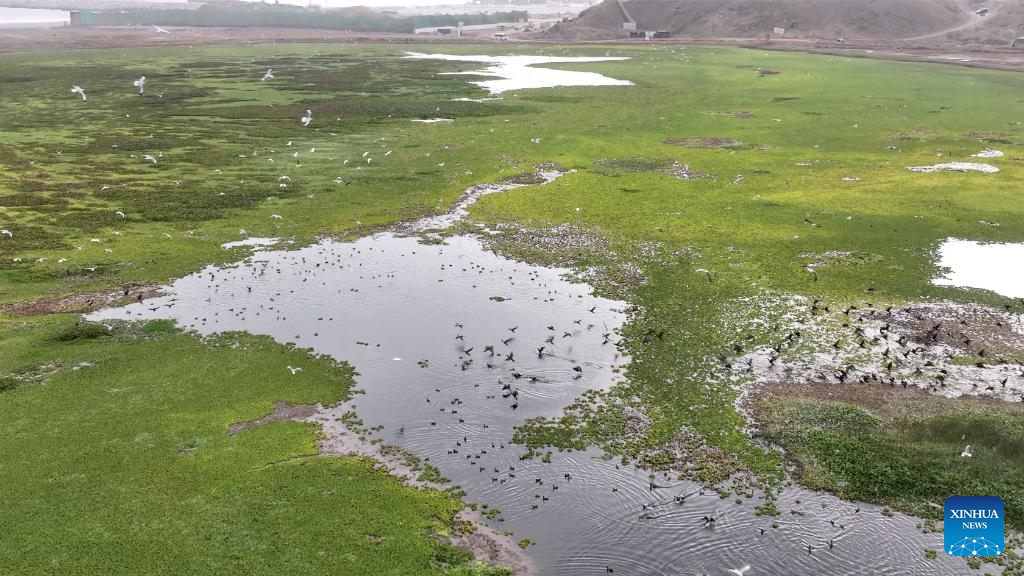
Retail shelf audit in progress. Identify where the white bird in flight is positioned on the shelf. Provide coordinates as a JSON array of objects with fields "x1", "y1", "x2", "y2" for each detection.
[
  {"x1": 0, "y1": 229, "x2": 12, "y2": 238},
  {"x1": 961, "y1": 444, "x2": 973, "y2": 458},
  {"x1": 153, "y1": 25, "x2": 170, "y2": 34},
  {"x1": 116, "y1": 211, "x2": 125, "y2": 218},
  {"x1": 261, "y1": 68, "x2": 274, "y2": 81},
  {"x1": 133, "y1": 75, "x2": 146, "y2": 95},
  {"x1": 301, "y1": 109, "x2": 313, "y2": 127},
  {"x1": 142, "y1": 155, "x2": 158, "y2": 164},
  {"x1": 70, "y1": 85, "x2": 87, "y2": 101},
  {"x1": 728, "y1": 566, "x2": 751, "y2": 576},
  {"x1": 286, "y1": 366, "x2": 303, "y2": 375}
]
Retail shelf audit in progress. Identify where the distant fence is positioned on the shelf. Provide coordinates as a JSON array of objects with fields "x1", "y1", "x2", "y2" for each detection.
[{"x1": 74, "y1": 8, "x2": 529, "y2": 33}]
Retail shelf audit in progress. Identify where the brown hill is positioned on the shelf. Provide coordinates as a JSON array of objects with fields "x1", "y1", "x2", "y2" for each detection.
[{"x1": 544, "y1": 0, "x2": 1024, "y2": 46}]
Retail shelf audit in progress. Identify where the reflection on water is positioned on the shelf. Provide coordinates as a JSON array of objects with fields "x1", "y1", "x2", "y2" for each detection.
[
  {"x1": 91, "y1": 229, "x2": 969, "y2": 575},
  {"x1": 404, "y1": 52, "x2": 634, "y2": 94}
]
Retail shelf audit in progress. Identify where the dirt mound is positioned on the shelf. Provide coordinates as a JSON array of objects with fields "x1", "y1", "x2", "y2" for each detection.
[{"x1": 544, "y1": 0, "x2": 1022, "y2": 45}]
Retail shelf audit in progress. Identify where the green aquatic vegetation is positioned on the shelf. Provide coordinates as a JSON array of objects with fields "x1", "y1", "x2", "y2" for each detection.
[
  {"x1": 420, "y1": 462, "x2": 451, "y2": 484},
  {"x1": 2, "y1": 42, "x2": 1024, "y2": 572},
  {"x1": 757, "y1": 396, "x2": 1024, "y2": 530},
  {"x1": 0, "y1": 317, "x2": 488, "y2": 575}
]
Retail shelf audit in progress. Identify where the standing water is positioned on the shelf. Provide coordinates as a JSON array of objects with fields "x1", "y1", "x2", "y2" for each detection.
[
  {"x1": 403, "y1": 52, "x2": 634, "y2": 94},
  {"x1": 93, "y1": 223, "x2": 969, "y2": 576},
  {"x1": 933, "y1": 238, "x2": 1024, "y2": 298},
  {"x1": 91, "y1": 59, "x2": 973, "y2": 574}
]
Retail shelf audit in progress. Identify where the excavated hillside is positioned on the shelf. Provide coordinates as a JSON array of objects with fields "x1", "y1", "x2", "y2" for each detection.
[{"x1": 544, "y1": 0, "x2": 1024, "y2": 46}]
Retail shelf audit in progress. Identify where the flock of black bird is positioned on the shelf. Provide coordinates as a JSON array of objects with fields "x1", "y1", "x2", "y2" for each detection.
[{"x1": 722, "y1": 297, "x2": 1024, "y2": 402}]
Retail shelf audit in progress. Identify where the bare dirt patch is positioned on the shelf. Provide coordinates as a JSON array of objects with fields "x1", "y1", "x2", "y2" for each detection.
[
  {"x1": 798, "y1": 250, "x2": 883, "y2": 268},
  {"x1": 594, "y1": 158, "x2": 714, "y2": 180},
  {"x1": 1, "y1": 285, "x2": 162, "y2": 316},
  {"x1": 969, "y1": 131, "x2": 1018, "y2": 144},
  {"x1": 888, "y1": 129, "x2": 941, "y2": 141},
  {"x1": 448, "y1": 510, "x2": 534, "y2": 575},
  {"x1": 751, "y1": 379, "x2": 1015, "y2": 421},
  {"x1": 862, "y1": 302, "x2": 1024, "y2": 358},
  {"x1": 663, "y1": 137, "x2": 742, "y2": 148},
  {"x1": 228, "y1": 401, "x2": 319, "y2": 435}
]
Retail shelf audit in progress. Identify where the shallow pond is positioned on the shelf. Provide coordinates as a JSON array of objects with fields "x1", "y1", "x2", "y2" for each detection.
[
  {"x1": 88, "y1": 55, "x2": 977, "y2": 574},
  {"x1": 934, "y1": 238, "x2": 1024, "y2": 298},
  {"x1": 404, "y1": 52, "x2": 634, "y2": 94},
  {"x1": 93, "y1": 229, "x2": 969, "y2": 575}
]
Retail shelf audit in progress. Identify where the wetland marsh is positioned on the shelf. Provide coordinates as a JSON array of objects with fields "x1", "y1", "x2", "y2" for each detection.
[{"x1": 2, "y1": 42, "x2": 1023, "y2": 575}]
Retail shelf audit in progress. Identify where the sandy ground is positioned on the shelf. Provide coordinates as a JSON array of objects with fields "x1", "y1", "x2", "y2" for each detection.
[
  {"x1": 1, "y1": 26, "x2": 1023, "y2": 74},
  {"x1": 0, "y1": 284, "x2": 162, "y2": 316}
]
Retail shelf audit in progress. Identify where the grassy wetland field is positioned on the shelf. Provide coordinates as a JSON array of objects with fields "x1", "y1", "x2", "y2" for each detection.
[{"x1": 1, "y1": 42, "x2": 1024, "y2": 573}]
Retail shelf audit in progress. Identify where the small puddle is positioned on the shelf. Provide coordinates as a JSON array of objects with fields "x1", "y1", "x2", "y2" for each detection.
[
  {"x1": 972, "y1": 150, "x2": 1004, "y2": 158},
  {"x1": 907, "y1": 162, "x2": 1000, "y2": 174},
  {"x1": 934, "y1": 238, "x2": 1024, "y2": 298},
  {"x1": 221, "y1": 237, "x2": 281, "y2": 250},
  {"x1": 404, "y1": 52, "x2": 634, "y2": 94}
]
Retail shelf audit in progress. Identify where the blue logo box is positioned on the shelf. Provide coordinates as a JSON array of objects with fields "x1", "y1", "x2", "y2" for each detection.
[{"x1": 945, "y1": 496, "x2": 1004, "y2": 557}]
